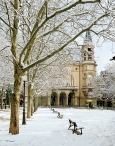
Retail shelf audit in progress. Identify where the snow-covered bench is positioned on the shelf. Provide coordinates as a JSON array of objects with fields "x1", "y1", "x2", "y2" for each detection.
[
  {"x1": 68, "y1": 119, "x2": 84, "y2": 134},
  {"x1": 57, "y1": 112, "x2": 63, "y2": 119},
  {"x1": 52, "y1": 109, "x2": 58, "y2": 113}
]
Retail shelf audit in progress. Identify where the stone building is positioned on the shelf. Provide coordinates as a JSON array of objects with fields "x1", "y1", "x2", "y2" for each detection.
[{"x1": 38, "y1": 31, "x2": 97, "y2": 107}]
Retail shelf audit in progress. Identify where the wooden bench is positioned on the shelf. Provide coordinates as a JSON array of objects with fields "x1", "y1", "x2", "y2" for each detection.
[
  {"x1": 57, "y1": 112, "x2": 63, "y2": 119},
  {"x1": 68, "y1": 119, "x2": 84, "y2": 134}
]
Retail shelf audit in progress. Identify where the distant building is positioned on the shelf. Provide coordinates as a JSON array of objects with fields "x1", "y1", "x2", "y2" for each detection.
[{"x1": 38, "y1": 31, "x2": 97, "y2": 107}]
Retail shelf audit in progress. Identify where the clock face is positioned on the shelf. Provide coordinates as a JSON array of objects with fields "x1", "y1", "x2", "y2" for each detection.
[{"x1": 87, "y1": 65, "x2": 93, "y2": 70}]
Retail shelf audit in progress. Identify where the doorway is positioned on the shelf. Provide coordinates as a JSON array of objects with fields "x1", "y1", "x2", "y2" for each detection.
[{"x1": 60, "y1": 92, "x2": 66, "y2": 106}]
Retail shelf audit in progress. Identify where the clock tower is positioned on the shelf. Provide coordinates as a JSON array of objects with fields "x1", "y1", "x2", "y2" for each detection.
[
  {"x1": 81, "y1": 31, "x2": 97, "y2": 97},
  {"x1": 82, "y1": 31, "x2": 94, "y2": 62}
]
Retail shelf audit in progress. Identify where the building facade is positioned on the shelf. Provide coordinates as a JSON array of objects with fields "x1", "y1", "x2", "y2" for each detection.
[{"x1": 38, "y1": 31, "x2": 97, "y2": 107}]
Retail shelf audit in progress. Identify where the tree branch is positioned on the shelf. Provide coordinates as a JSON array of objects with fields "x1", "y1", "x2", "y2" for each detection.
[
  {"x1": 0, "y1": 17, "x2": 13, "y2": 30},
  {"x1": 4, "y1": 2, "x2": 12, "y2": 39},
  {"x1": 19, "y1": 0, "x2": 100, "y2": 64},
  {"x1": 19, "y1": 1, "x2": 47, "y2": 64},
  {"x1": 22, "y1": 13, "x2": 106, "y2": 72},
  {"x1": 36, "y1": 19, "x2": 67, "y2": 40}
]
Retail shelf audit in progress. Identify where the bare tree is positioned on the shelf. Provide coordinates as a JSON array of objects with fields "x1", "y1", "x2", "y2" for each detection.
[{"x1": 2, "y1": 0, "x2": 113, "y2": 134}]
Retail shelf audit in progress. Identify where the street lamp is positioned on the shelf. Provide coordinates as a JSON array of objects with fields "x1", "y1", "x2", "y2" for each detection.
[{"x1": 22, "y1": 75, "x2": 27, "y2": 125}]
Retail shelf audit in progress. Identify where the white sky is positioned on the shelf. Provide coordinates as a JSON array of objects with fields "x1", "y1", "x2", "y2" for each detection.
[
  {"x1": 0, "y1": 107, "x2": 115, "y2": 146},
  {"x1": 95, "y1": 42, "x2": 115, "y2": 75}
]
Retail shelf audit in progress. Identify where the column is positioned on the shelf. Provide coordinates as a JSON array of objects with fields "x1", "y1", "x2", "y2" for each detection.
[
  {"x1": 47, "y1": 93, "x2": 51, "y2": 106},
  {"x1": 65, "y1": 93, "x2": 68, "y2": 106},
  {"x1": 56, "y1": 93, "x2": 60, "y2": 106}
]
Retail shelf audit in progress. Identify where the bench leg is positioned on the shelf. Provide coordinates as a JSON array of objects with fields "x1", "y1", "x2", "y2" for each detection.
[
  {"x1": 73, "y1": 125, "x2": 76, "y2": 134},
  {"x1": 68, "y1": 125, "x2": 71, "y2": 129},
  {"x1": 68, "y1": 124, "x2": 73, "y2": 129},
  {"x1": 81, "y1": 129, "x2": 82, "y2": 134}
]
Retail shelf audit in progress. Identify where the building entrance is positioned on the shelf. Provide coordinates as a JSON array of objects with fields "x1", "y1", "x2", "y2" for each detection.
[
  {"x1": 60, "y1": 93, "x2": 66, "y2": 105},
  {"x1": 68, "y1": 92, "x2": 74, "y2": 106},
  {"x1": 51, "y1": 92, "x2": 57, "y2": 106}
]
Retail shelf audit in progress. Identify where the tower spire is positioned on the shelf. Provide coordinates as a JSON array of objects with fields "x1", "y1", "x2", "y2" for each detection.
[{"x1": 83, "y1": 31, "x2": 93, "y2": 45}]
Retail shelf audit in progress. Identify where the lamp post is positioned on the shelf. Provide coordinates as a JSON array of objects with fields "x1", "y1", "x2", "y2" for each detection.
[{"x1": 22, "y1": 75, "x2": 27, "y2": 125}]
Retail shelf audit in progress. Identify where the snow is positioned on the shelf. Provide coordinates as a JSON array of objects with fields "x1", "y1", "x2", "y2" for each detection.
[{"x1": 0, "y1": 107, "x2": 115, "y2": 146}]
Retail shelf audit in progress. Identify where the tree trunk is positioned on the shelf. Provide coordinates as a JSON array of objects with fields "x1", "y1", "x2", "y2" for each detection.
[
  {"x1": 27, "y1": 96, "x2": 32, "y2": 118},
  {"x1": 34, "y1": 97, "x2": 36, "y2": 112},
  {"x1": 8, "y1": 91, "x2": 12, "y2": 108},
  {"x1": 0, "y1": 97, "x2": 3, "y2": 109},
  {"x1": 9, "y1": 64, "x2": 22, "y2": 134},
  {"x1": 34, "y1": 96, "x2": 38, "y2": 112},
  {"x1": 9, "y1": 0, "x2": 21, "y2": 134},
  {"x1": 9, "y1": 94, "x2": 11, "y2": 108},
  {"x1": 9, "y1": 93, "x2": 19, "y2": 134},
  {"x1": 27, "y1": 84, "x2": 32, "y2": 118},
  {"x1": 0, "y1": 88, "x2": 4, "y2": 109},
  {"x1": 31, "y1": 99, "x2": 34, "y2": 116}
]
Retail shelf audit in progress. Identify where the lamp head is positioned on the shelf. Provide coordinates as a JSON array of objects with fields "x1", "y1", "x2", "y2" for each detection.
[{"x1": 22, "y1": 75, "x2": 27, "y2": 81}]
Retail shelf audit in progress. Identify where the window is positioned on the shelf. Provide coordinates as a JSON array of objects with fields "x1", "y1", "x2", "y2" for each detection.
[
  {"x1": 88, "y1": 48, "x2": 92, "y2": 51},
  {"x1": 87, "y1": 74, "x2": 93, "y2": 86}
]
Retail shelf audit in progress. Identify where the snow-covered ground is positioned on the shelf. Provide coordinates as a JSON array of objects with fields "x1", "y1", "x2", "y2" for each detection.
[{"x1": 0, "y1": 107, "x2": 115, "y2": 146}]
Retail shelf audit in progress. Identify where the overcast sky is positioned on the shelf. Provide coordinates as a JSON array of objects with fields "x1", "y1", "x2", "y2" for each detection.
[{"x1": 95, "y1": 42, "x2": 115, "y2": 75}]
